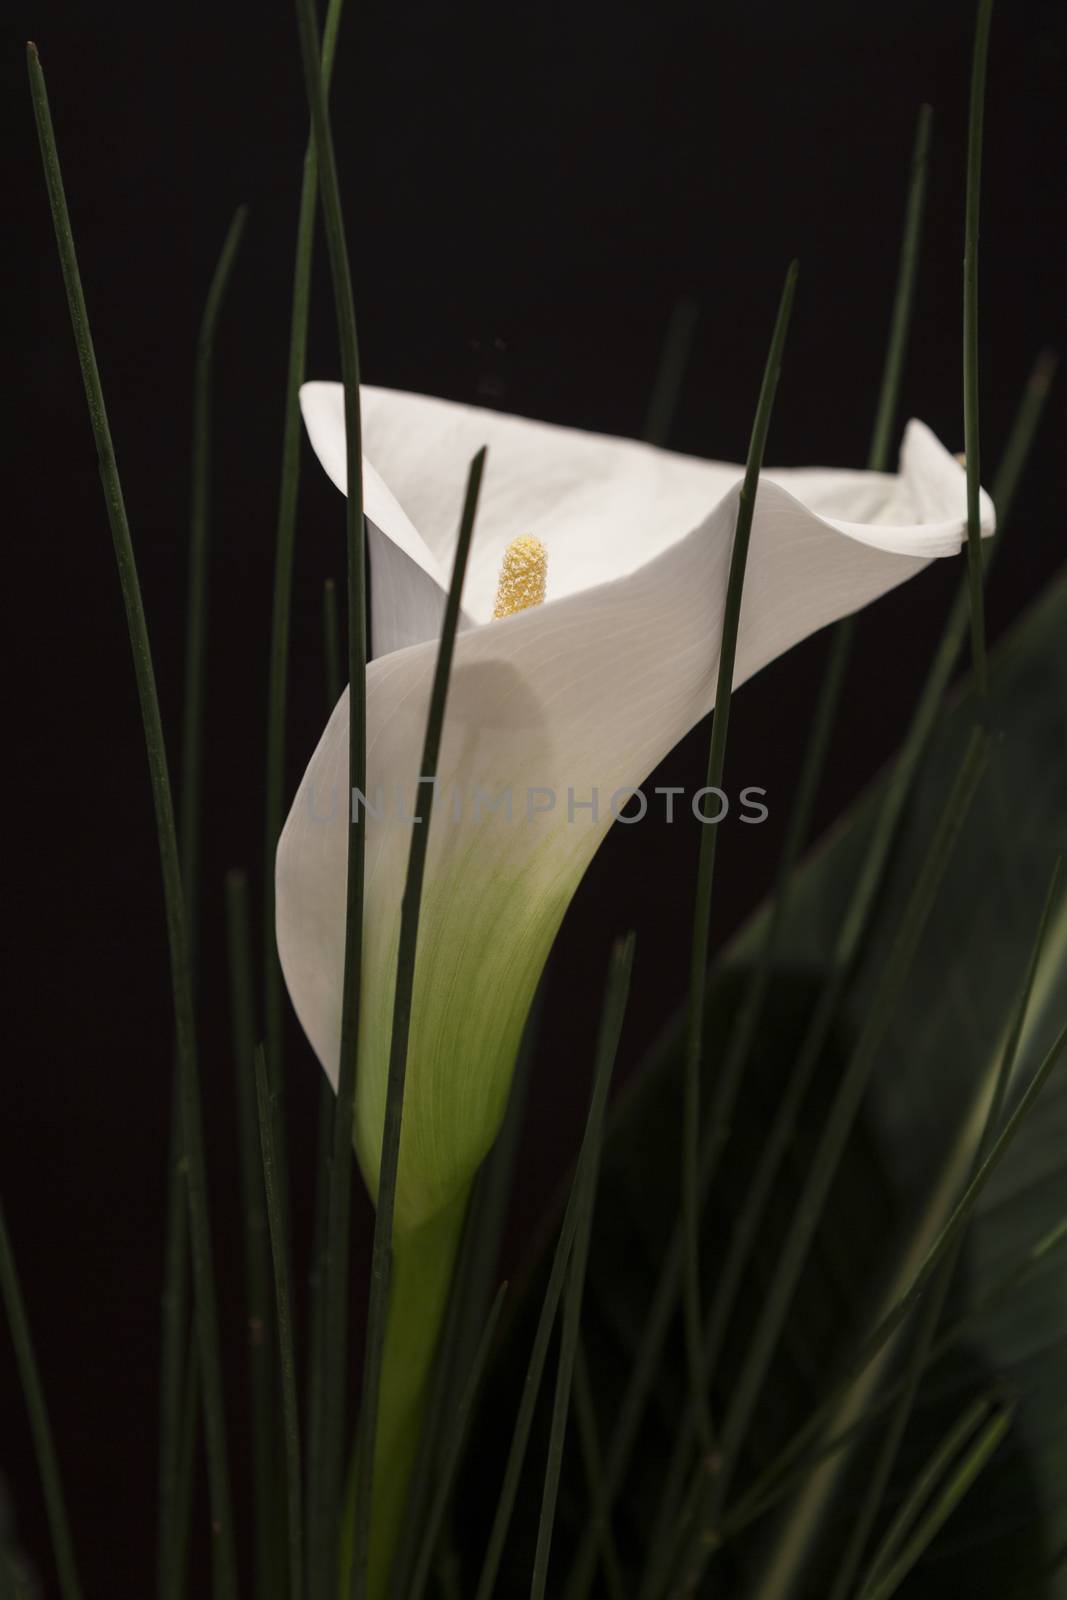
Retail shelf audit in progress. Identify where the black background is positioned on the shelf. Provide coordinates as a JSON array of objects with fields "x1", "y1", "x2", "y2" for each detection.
[{"x1": 4, "y1": 0, "x2": 1065, "y2": 1592}]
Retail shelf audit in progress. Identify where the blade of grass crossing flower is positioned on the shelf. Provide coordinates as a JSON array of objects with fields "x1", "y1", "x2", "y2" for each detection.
[
  {"x1": 26, "y1": 46, "x2": 237, "y2": 1594},
  {"x1": 473, "y1": 934, "x2": 635, "y2": 1600},
  {"x1": 677, "y1": 727, "x2": 989, "y2": 1589},
  {"x1": 292, "y1": 3, "x2": 367, "y2": 1592},
  {"x1": 682, "y1": 260, "x2": 798, "y2": 1443},
  {"x1": 827, "y1": 858, "x2": 1064, "y2": 1600},
  {"x1": 224, "y1": 871, "x2": 279, "y2": 1595},
  {"x1": 962, "y1": 0, "x2": 994, "y2": 701},
  {"x1": 857, "y1": 1402, "x2": 1013, "y2": 1600},
  {"x1": 530, "y1": 957, "x2": 631, "y2": 1600},
  {"x1": 255, "y1": 1046, "x2": 304, "y2": 1600},
  {"x1": 643, "y1": 295, "x2": 699, "y2": 447},
  {"x1": 348, "y1": 449, "x2": 486, "y2": 1597},
  {"x1": 407, "y1": 1285, "x2": 508, "y2": 1600},
  {"x1": 0, "y1": 1201, "x2": 83, "y2": 1600}
]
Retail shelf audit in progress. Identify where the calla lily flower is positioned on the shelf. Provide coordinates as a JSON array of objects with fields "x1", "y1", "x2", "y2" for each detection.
[
  {"x1": 279, "y1": 383, "x2": 993, "y2": 1229},
  {"x1": 276, "y1": 383, "x2": 993, "y2": 1579}
]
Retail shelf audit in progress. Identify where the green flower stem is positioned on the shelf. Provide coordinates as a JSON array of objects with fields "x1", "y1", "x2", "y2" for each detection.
[
  {"x1": 0, "y1": 1200, "x2": 83, "y2": 1600},
  {"x1": 681, "y1": 259, "x2": 798, "y2": 1442},
  {"x1": 26, "y1": 44, "x2": 237, "y2": 1595},
  {"x1": 347, "y1": 449, "x2": 487, "y2": 1599}
]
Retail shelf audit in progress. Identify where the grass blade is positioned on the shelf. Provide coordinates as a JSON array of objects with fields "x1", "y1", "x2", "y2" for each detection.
[
  {"x1": 407, "y1": 1285, "x2": 508, "y2": 1600},
  {"x1": 348, "y1": 447, "x2": 486, "y2": 1597},
  {"x1": 827, "y1": 858, "x2": 1064, "y2": 1599},
  {"x1": 678, "y1": 727, "x2": 989, "y2": 1587},
  {"x1": 264, "y1": 0, "x2": 345, "y2": 1107},
  {"x1": 255, "y1": 1046, "x2": 304, "y2": 1600},
  {"x1": 858, "y1": 1401, "x2": 1013, "y2": 1600},
  {"x1": 26, "y1": 44, "x2": 237, "y2": 1594},
  {"x1": 572, "y1": 1339, "x2": 626, "y2": 1600},
  {"x1": 324, "y1": 576, "x2": 343, "y2": 708},
  {"x1": 473, "y1": 934, "x2": 636, "y2": 1600},
  {"x1": 962, "y1": 0, "x2": 994, "y2": 700},
  {"x1": 157, "y1": 199, "x2": 247, "y2": 1600},
  {"x1": 0, "y1": 1202, "x2": 83, "y2": 1600},
  {"x1": 681, "y1": 259, "x2": 799, "y2": 1440},
  {"x1": 291, "y1": 2, "x2": 367, "y2": 1591},
  {"x1": 225, "y1": 871, "x2": 279, "y2": 1593}
]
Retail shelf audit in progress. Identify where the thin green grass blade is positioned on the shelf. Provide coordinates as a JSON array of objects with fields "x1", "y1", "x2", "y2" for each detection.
[
  {"x1": 962, "y1": 0, "x2": 994, "y2": 701},
  {"x1": 827, "y1": 858, "x2": 1064, "y2": 1600},
  {"x1": 255, "y1": 1046, "x2": 304, "y2": 1600},
  {"x1": 474, "y1": 935, "x2": 636, "y2": 1600},
  {"x1": 681, "y1": 260, "x2": 799, "y2": 1441},
  {"x1": 306, "y1": 576, "x2": 343, "y2": 1593},
  {"x1": 858, "y1": 1402, "x2": 1013, "y2": 1600},
  {"x1": 568, "y1": 115, "x2": 932, "y2": 1600},
  {"x1": 161, "y1": 208, "x2": 247, "y2": 1589},
  {"x1": 347, "y1": 447, "x2": 486, "y2": 1597},
  {"x1": 530, "y1": 949, "x2": 632, "y2": 1600},
  {"x1": 171, "y1": 1339, "x2": 200, "y2": 1600},
  {"x1": 643, "y1": 295, "x2": 699, "y2": 447},
  {"x1": 264, "y1": 0, "x2": 345, "y2": 1099},
  {"x1": 26, "y1": 45, "x2": 237, "y2": 1594},
  {"x1": 292, "y1": 3, "x2": 367, "y2": 1592},
  {"x1": 0, "y1": 1201, "x2": 83, "y2": 1600},
  {"x1": 224, "y1": 871, "x2": 279, "y2": 1593},
  {"x1": 407, "y1": 1285, "x2": 508, "y2": 1600},
  {"x1": 679, "y1": 727, "x2": 989, "y2": 1585},
  {"x1": 158, "y1": 199, "x2": 246, "y2": 1600}
]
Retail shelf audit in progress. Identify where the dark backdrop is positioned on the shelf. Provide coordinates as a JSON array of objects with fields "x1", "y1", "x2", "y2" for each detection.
[{"x1": 4, "y1": 0, "x2": 1065, "y2": 1592}]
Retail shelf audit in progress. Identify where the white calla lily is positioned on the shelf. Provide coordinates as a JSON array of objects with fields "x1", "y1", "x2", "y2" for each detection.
[
  {"x1": 279, "y1": 383, "x2": 993, "y2": 1235},
  {"x1": 277, "y1": 385, "x2": 993, "y2": 1584}
]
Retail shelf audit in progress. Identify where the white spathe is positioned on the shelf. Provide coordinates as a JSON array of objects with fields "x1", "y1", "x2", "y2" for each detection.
[{"x1": 277, "y1": 383, "x2": 995, "y2": 1235}]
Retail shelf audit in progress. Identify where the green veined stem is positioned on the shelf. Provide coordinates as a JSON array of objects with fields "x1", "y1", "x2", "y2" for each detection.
[
  {"x1": 255, "y1": 1046, "x2": 305, "y2": 1600},
  {"x1": 0, "y1": 1200, "x2": 83, "y2": 1600},
  {"x1": 347, "y1": 449, "x2": 486, "y2": 1598},
  {"x1": 681, "y1": 260, "x2": 798, "y2": 1444},
  {"x1": 473, "y1": 935, "x2": 636, "y2": 1600},
  {"x1": 643, "y1": 295, "x2": 699, "y2": 448},
  {"x1": 26, "y1": 44, "x2": 237, "y2": 1596}
]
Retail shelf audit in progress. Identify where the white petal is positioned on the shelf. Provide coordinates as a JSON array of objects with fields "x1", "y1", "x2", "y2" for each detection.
[
  {"x1": 300, "y1": 382, "x2": 463, "y2": 656},
  {"x1": 277, "y1": 438, "x2": 993, "y2": 1233},
  {"x1": 304, "y1": 385, "x2": 993, "y2": 627}
]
